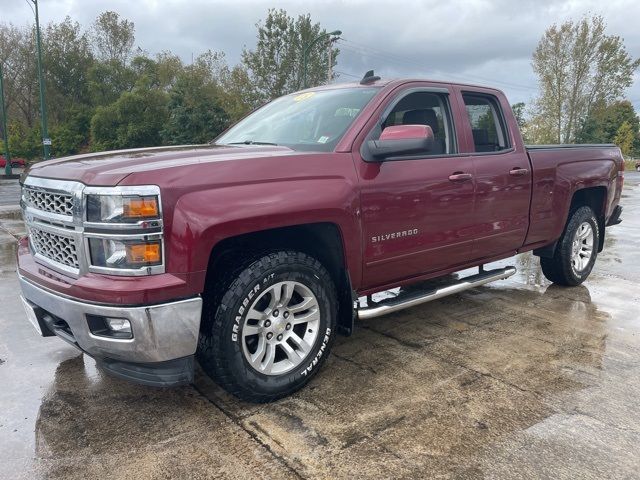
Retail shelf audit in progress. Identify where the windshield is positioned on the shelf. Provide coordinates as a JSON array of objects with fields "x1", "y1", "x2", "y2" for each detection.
[{"x1": 216, "y1": 87, "x2": 380, "y2": 152}]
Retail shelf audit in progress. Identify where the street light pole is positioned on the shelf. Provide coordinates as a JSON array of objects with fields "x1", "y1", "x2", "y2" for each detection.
[
  {"x1": 302, "y1": 29, "x2": 341, "y2": 89},
  {"x1": 32, "y1": 0, "x2": 50, "y2": 160},
  {"x1": 0, "y1": 62, "x2": 12, "y2": 176}
]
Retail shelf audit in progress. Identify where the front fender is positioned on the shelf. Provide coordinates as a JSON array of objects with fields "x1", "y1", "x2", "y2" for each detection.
[{"x1": 166, "y1": 178, "x2": 362, "y2": 290}]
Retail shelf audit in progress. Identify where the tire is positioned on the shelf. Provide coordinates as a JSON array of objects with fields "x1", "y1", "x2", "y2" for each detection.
[
  {"x1": 197, "y1": 251, "x2": 337, "y2": 403},
  {"x1": 540, "y1": 206, "x2": 599, "y2": 286}
]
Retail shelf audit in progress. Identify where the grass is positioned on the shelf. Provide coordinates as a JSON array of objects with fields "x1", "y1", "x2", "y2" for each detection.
[{"x1": 624, "y1": 159, "x2": 638, "y2": 171}]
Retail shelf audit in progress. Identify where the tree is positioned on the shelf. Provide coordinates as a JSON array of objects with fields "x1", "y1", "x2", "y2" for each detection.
[
  {"x1": 241, "y1": 9, "x2": 339, "y2": 102},
  {"x1": 43, "y1": 17, "x2": 94, "y2": 123},
  {"x1": 91, "y1": 11, "x2": 135, "y2": 64},
  {"x1": 577, "y1": 100, "x2": 639, "y2": 145},
  {"x1": 161, "y1": 65, "x2": 230, "y2": 145},
  {"x1": 532, "y1": 16, "x2": 639, "y2": 143},
  {"x1": 219, "y1": 65, "x2": 261, "y2": 121},
  {"x1": 511, "y1": 102, "x2": 526, "y2": 129},
  {"x1": 50, "y1": 106, "x2": 91, "y2": 157},
  {"x1": 2, "y1": 8, "x2": 339, "y2": 157},
  {"x1": 613, "y1": 121, "x2": 635, "y2": 157},
  {"x1": 90, "y1": 87, "x2": 168, "y2": 151},
  {"x1": 8, "y1": 121, "x2": 41, "y2": 159},
  {"x1": 87, "y1": 60, "x2": 136, "y2": 106},
  {"x1": 0, "y1": 23, "x2": 39, "y2": 127}
]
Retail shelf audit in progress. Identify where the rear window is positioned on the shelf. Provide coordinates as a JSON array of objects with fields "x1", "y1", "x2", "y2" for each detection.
[{"x1": 463, "y1": 94, "x2": 510, "y2": 152}]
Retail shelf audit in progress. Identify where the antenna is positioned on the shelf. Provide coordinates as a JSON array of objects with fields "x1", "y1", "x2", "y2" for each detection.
[{"x1": 360, "y1": 70, "x2": 381, "y2": 85}]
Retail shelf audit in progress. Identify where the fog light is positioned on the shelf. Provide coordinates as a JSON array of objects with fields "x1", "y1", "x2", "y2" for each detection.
[{"x1": 105, "y1": 318, "x2": 131, "y2": 334}]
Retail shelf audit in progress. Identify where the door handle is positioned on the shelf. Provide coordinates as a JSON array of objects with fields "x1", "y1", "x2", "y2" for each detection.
[
  {"x1": 448, "y1": 172, "x2": 473, "y2": 182},
  {"x1": 509, "y1": 167, "x2": 529, "y2": 177}
]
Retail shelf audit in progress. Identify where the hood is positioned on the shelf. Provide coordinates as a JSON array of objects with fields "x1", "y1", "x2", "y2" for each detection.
[{"x1": 26, "y1": 144, "x2": 298, "y2": 186}]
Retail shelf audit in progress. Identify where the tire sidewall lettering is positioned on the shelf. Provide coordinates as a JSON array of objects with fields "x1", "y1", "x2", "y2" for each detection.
[
  {"x1": 231, "y1": 272, "x2": 276, "y2": 342},
  {"x1": 301, "y1": 327, "x2": 331, "y2": 377}
]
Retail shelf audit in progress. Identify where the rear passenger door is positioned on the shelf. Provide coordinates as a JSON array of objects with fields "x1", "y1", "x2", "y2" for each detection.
[{"x1": 459, "y1": 90, "x2": 532, "y2": 258}]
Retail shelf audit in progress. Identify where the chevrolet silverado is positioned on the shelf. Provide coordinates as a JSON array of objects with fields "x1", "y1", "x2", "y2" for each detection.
[{"x1": 18, "y1": 72, "x2": 624, "y2": 402}]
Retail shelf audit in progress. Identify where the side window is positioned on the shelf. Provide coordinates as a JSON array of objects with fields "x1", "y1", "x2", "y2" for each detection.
[
  {"x1": 380, "y1": 91, "x2": 455, "y2": 156},
  {"x1": 463, "y1": 94, "x2": 509, "y2": 152}
]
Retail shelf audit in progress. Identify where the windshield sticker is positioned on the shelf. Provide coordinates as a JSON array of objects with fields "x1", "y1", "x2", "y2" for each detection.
[
  {"x1": 293, "y1": 92, "x2": 315, "y2": 102},
  {"x1": 317, "y1": 136, "x2": 330, "y2": 144}
]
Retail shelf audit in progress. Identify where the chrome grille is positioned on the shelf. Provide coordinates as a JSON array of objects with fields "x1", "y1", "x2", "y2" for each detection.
[
  {"x1": 29, "y1": 227, "x2": 79, "y2": 269},
  {"x1": 24, "y1": 187, "x2": 74, "y2": 216}
]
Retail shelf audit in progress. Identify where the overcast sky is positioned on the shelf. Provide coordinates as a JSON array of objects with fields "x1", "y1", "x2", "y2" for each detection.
[{"x1": 3, "y1": 0, "x2": 640, "y2": 108}]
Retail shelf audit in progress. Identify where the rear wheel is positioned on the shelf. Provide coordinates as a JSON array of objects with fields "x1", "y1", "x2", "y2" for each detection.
[
  {"x1": 198, "y1": 251, "x2": 337, "y2": 402},
  {"x1": 540, "y1": 206, "x2": 599, "y2": 286}
]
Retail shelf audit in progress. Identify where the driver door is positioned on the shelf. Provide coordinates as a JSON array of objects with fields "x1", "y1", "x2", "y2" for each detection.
[{"x1": 356, "y1": 87, "x2": 477, "y2": 289}]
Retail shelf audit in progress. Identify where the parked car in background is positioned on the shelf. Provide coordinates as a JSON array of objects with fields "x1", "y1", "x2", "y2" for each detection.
[
  {"x1": 17, "y1": 73, "x2": 624, "y2": 402},
  {"x1": 0, "y1": 156, "x2": 27, "y2": 169}
]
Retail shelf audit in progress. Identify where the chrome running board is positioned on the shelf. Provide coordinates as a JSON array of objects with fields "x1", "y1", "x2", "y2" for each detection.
[{"x1": 357, "y1": 266, "x2": 517, "y2": 320}]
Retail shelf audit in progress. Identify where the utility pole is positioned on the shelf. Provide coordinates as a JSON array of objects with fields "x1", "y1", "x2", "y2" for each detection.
[
  {"x1": 32, "y1": 0, "x2": 50, "y2": 160},
  {"x1": 0, "y1": 62, "x2": 12, "y2": 176},
  {"x1": 302, "y1": 30, "x2": 341, "y2": 89}
]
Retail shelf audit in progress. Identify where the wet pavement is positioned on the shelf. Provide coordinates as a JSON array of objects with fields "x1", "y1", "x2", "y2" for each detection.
[
  {"x1": 0, "y1": 178, "x2": 22, "y2": 206},
  {"x1": 1, "y1": 174, "x2": 639, "y2": 479}
]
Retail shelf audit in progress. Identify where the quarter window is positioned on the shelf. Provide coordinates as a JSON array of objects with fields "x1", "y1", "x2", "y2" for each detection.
[{"x1": 463, "y1": 94, "x2": 509, "y2": 152}]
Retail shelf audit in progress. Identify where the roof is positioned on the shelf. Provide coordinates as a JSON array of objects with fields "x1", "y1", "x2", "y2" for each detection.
[{"x1": 303, "y1": 77, "x2": 505, "y2": 95}]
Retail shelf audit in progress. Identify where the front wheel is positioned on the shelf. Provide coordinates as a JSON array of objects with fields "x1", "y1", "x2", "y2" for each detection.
[
  {"x1": 540, "y1": 206, "x2": 599, "y2": 286},
  {"x1": 198, "y1": 251, "x2": 337, "y2": 402}
]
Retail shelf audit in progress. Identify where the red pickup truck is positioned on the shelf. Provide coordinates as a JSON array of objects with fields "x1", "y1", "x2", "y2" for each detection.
[{"x1": 18, "y1": 73, "x2": 624, "y2": 402}]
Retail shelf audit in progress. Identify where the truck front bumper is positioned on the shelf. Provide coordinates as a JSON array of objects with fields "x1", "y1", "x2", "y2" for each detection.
[{"x1": 18, "y1": 274, "x2": 203, "y2": 387}]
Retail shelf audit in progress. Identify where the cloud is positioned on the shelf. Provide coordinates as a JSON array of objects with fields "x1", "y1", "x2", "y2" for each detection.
[{"x1": 3, "y1": 0, "x2": 640, "y2": 105}]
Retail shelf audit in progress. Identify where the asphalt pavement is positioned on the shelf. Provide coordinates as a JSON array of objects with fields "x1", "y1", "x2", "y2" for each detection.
[{"x1": 1, "y1": 173, "x2": 639, "y2": 479}]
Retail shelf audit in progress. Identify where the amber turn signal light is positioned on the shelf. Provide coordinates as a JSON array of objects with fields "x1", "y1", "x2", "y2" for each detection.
[
  {"x1": 125, "y1": 242, "x2": 161, "y2": 264},
  {"x1": 123, "y1": 197, "x2": 159, "y2": 219}
]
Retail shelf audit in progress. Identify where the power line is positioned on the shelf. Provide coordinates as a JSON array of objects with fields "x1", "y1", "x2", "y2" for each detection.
[
  {"x1": 334, "y1": 70, "x2": 361, "y2": 79},
  {"x1": 337, "y1": 38, "x2": 539, "y2": 93},
  {"x1": 339, "y1": 40, "x2": 537, "y2": 92}
]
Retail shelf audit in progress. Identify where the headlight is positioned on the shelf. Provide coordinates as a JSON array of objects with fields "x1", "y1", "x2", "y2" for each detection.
[
  {"x1": 87, "y1": 194, "x2": 160, "y2": 223},
  {"x1": 88, "y1": 238, "x2": 163, "y2": 270}
]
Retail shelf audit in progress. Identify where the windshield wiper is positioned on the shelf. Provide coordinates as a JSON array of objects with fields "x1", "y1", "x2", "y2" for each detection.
[{"x1": 226, "y1": 140, "x2": 279, "y2": 146}]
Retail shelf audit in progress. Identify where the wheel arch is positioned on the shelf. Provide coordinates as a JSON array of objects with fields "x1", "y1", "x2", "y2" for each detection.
[
  {"x1": 534, "y1": 185, "x2": 608, "y2": 258},
  {"x1": 202, "y1": 222, "x2": 355, "y2": 337},
  {"x1": 570, "y1": 186, "x2": 607, "y2": 253}
]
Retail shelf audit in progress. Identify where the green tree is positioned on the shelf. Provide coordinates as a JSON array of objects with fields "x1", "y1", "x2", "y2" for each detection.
[
  {"x1": 577, "y1": 100, "x2": 639, "y2": 147},
  {"x1": 8, "y1": 121, "x2": 41, "y2": 159},
  {"x1": 50, "y1": 106, "x2": 91, "y2": 156},
  {"x1": 241, "y1": 9, "x2": 339, "y2": 102},
  {"x1": 87, "y1": 60, "x2": 136, "y2": 106},
  {"x1": 613, "y1": 121, "x2": 635, "y2": 157},
  {"x1": 161, "y1": 68, "x2": 230, "y2": 145},
  {"x1": 91, "y1": 87, "x2": 168, "y2": 151},
  {"x1": 0, "y1": 23, "x2": 39, "y2": 127},
  {"x1": 43, "y1": 16, "x2": 94, "y2": 123},
  {"x1": 219, "y1": 65, "x2": 261, "y2": 121},
  {"x1": 532, "y1": 15, "x2": 639, "y2": 143},
  {"x1": 91, "y1": 11, "x2": 135, "y2": 64},
  {"x1": 511, "y1": 102, "x2": 526, "y2": 129}
]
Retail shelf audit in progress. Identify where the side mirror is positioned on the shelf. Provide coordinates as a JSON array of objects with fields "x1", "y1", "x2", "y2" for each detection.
[{"x1": 367, "y1": 124, "x2": 434, "y2": 160}]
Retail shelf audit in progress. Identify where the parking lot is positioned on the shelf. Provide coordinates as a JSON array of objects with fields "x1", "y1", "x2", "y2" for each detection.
[{"x1": 1, "y1": 173, "x2": 639, "y2": 479}]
